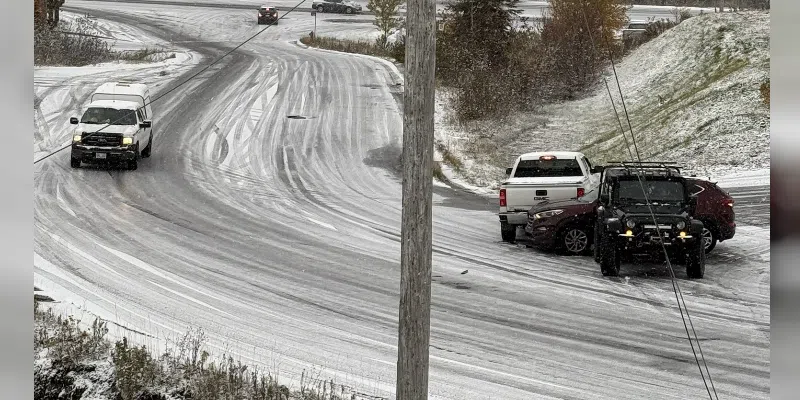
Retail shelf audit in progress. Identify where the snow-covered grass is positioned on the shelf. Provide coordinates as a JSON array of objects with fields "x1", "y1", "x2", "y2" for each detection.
[
  {"x1": 34, "y1": 298, "x2": 352, "y2": 400},
  {"x1": 434, "y1": 11, "x2": 770, "y2": 192}
]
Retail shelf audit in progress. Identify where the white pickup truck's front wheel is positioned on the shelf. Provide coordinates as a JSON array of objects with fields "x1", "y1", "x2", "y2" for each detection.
[{"x1": 500, "y1": 222, "x2": 516, "y2": 243}]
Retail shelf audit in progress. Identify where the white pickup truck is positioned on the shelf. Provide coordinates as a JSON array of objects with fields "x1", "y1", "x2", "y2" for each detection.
[{"x1": 498, "y1": 151, "x2": 601, "y2": 242}]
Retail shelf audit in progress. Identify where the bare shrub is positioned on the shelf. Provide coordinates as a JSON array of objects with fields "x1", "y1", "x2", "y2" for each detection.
[
  {"x1": 300, "y1": 34, "x2": 405, "y2": 64},
  {"x1": 541, "y1": 0, "x2": 628, "y2": 99},
  {"x1": 760, "y1": 79, "x2": 770, "y2": 107},
  {"x1": 34, "y1": 16, "x2": 116, "y2": 66}
]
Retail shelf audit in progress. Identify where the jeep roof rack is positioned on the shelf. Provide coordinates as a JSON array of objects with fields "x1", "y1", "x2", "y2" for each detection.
[{"x1": 603, "y1": 161, "x2": 684, "y2": 177}]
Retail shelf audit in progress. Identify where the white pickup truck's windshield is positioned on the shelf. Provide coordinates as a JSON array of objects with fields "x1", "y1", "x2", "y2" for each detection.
[
  {"x1": 616, "y1": 180, "x2": 685, "y2": 204},
  {"x1": 513, "y1": 159, "x2": 583, "y2": 178},
  {"x1": 81, "y1": 107, "x2": 137, "y2": 125}
]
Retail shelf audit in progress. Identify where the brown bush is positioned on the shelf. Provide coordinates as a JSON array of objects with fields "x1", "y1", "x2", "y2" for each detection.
[
  {"x1": 300, "y1": 34, "x2": 405, "y2": 63},
  {"x1": 541, "y1": 0, "x2": 628, "y2": 99},
  {"x1": 760, "y1": 79, "x2": 770, "y2": 107}
]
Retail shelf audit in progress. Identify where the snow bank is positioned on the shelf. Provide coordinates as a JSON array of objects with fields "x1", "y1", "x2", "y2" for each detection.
[{"x1": 435, "y1": 11, "x2": 770, "y2": 193}]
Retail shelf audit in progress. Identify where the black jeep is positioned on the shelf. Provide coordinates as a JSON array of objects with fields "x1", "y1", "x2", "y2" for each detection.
[{"x1": 593, "y1": 162, "x2": 706, "y2": 278}]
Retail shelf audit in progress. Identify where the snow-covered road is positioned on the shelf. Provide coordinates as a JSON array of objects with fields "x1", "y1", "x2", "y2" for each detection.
[{"x1": 34, "y1": 3, "x2": 770, "y2": 399}]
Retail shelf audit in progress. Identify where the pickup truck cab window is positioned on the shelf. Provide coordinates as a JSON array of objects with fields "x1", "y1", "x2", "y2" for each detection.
[
  {"x1": 513, "y1": 159, "x2": 584, "y2": 178},
  {"x1": 80, "y1": 107, "x2": 137, "y2": 125}
]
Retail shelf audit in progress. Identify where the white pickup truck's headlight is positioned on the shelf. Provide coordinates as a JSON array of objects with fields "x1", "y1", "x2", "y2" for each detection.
[
  {"x1": 534, "y1": 209, "x2": 564, "y2": 219},
  {"x1": 122, "y1": 137, "x2": 133, "y2": 145},
  {"x1": 73, "y1": 135, "x2": 81, "y2": 142}
]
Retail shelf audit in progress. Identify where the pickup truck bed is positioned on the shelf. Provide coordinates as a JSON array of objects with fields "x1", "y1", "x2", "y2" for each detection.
[{"x1": 498, "y1": 152, "x2": 600, "y2": 242}]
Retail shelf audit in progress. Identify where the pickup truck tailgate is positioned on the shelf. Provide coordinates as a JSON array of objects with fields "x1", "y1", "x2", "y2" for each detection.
[{"x1": 504, "y1": 177, "x2": 585, "y2": 212}]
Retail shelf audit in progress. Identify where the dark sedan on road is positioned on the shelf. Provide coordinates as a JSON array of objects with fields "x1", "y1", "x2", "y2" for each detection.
[
  {"x1": 524, "y1": 177, "x2": 736, "y2": 255},
  {"x1": 312, "y1": 0, "x2": 363, "y2": 14},
  {"x1": 257, "y1": 5, "x2": 279, "y2": 25}
]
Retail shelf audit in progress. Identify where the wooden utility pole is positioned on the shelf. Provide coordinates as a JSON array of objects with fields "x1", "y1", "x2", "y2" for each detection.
[{"x1": 396, "y1": 0, "x2": 436, "y2": 396}]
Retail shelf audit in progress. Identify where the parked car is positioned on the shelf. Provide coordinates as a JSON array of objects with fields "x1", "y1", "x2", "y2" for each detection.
[
  {"x1": 257, "y1": 5, "x2": 279, "y2": 25},
  {"x1": 525, "y1": 187, "x2": 599, "y2": 255},
  {"x1": 686, "y1": 177, "x2": 736, "y2": 253},
  {"x1": 622, "y1": 20, "x2": 650, "y2": 40},
  {"x1": 498, "y1": 151, "x2": 601, "y2": 243},
  {"x1": 592, "y1": 162, "x2": 706, "y2": 278},
  {"x1": 70, "y1": 82, "x2": 153, "y2": 170},
  {"x1": 312, "y1": 0, "x2": 362, "y2": 14}
]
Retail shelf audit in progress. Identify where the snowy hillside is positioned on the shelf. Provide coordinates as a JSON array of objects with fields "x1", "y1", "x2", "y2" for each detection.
[
  {"x1": 437, "y1": 11, "x2": 770, "y2": 190},
  {"x1": 572, "y1": 11, "x2": 770, "y2": 176}
]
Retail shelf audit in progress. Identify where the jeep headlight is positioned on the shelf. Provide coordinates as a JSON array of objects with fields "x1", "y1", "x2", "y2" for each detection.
[
  {"x1": 122, "y1": 137, "x2": 133, "y2": 145},
  {"x1": 73, "y1": 135, "x2": 81, "y2": 142},
  {"x1": 676, "y1": 221, "x2": 686, "y2": 230},
  {"x1": 534, "y1": 209, "x2": 564, "y2": 219},
  {"x1": 626, "y1": 219, "x2": 636, "y2": 228}
]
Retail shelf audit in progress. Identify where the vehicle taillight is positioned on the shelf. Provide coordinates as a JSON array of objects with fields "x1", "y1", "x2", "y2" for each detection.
[
  {"x1": 577, "y1": 187, "x2": 585, "y2": 198},
  {"x1": 724, "y1": 198, "x2": 734, "y2": 207},
  {"x1": 499, "y1": 189, "x2": 507, "y2": 207}
]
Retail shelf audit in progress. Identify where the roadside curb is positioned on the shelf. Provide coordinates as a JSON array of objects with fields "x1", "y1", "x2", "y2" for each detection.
[{"x1": 290, "y1": 38, "x2": 404, "y2": 85}]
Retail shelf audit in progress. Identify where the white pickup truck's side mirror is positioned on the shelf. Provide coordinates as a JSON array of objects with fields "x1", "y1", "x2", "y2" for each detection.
[
  {"x1": 139, "y1": 120, "x2": 152, "y2": 129},
  {"x1": 505, "y1": 167, "x2": 513, "y2": 175}
]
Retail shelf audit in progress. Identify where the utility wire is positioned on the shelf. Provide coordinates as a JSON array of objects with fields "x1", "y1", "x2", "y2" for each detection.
[
  {"x1": 34, "y1": 1, "x2": 308, "y2": 165},
  {"x1": 578, "y1": 3, "x2": 718, "y2": 399}
]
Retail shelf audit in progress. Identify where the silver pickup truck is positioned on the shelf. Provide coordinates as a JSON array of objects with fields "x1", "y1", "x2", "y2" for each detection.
[{"x1": 498, "y1": 151, "x2": 601, "y2": 242}]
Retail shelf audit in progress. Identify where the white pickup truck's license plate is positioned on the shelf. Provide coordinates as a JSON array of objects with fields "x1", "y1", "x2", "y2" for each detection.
[{"x1": 95, "y1": 153, "x2": 107, "y2": 159}]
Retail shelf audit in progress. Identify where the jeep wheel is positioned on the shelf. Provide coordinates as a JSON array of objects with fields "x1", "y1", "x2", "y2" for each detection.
[
  {"x1": 702, "y1": 227, "x2": 717, "y2": 253},
  {"x1": 70, "y1": 158, "x2": 81, "y2": 168},
  {"x1": 599, "y1": 238, "x2": 620, "y2": 276},
  {"x1": 317, "y1": 5, "x2": 325, "y2": 12},
  {"x1": 141, "y1": 135, "x2": 152, "y2": 158},
  {"x1": 500, "y1": 222, "x2": 516, "y2": 243},
  {"x1": 345, "y1": 7, "x2": 354, "y2": 14},
  {"x1": 686, "y1": 238, "x2": 706, "y2": 279},
  {"x1": 561, "y1": 226, "x2": 590, "y2": 255}
]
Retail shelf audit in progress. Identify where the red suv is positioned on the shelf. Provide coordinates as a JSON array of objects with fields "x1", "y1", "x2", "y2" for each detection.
[
  {"x1": 686, "y1": 177, "x2": 736, "y2": 253},
  {"x1": 524, "y1": 178, "x2": 735, "y2": 255}
]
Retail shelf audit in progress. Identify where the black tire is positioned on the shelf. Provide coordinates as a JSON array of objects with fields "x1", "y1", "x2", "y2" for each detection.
[
  {"x1": 559, "y1": 225, "x2": 591, "y2": 255},
  {"x1": 593, "y1": 228, "x2": 601, "y2": 263},
  {"x1": 599, "y1": 236, "x2": 620, "y2": 277},
  {"x1": 317, "y1": 5, "x2": 325, "y2": 12},
  {"x1": 686, "y1": 238, "x2": 706, "y2": 279},
  {"x1": 701, "y1": 226, "x2": 717, "y2": 254},
  {"x1": 70, "y1": 158, "x2": 81, "y2": 168},
  {"x1": 345, "y1": 7, "x2": 353, "y2": 14},
  {"x1": 127, "y1": 144, "x2": 139, "y2": 170},
  {"x1": 141, "y1": 135, "x2": 152, "y2": 158},
  {"x1": 500, "y1": 222, "x2": 516, "y2": 243}
]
